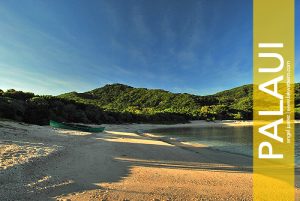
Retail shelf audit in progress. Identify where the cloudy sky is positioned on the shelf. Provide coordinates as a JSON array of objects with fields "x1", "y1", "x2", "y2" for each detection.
[{"x1": 0, "y1": 0, "x2": 299, "y2": 95}]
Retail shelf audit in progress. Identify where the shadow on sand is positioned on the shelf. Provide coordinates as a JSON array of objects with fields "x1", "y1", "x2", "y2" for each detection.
[{"x1": 0, "y1": 125, "x2": 258, "y2": 200}]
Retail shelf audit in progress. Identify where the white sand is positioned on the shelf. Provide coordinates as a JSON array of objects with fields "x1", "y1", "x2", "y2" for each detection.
[{"x1": 0, "y1": 120, "x2": 298, "y2": 201}]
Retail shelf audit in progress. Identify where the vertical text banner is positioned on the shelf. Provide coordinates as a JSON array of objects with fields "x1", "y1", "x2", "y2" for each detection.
[{"x1": 253, "y1": 0, "x2": 295, "y2": 200}]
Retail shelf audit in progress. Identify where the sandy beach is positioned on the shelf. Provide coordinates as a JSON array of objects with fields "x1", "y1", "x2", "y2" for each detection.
[{"x1": 0, "y1": 120, "x2": 298, "y2": 201}]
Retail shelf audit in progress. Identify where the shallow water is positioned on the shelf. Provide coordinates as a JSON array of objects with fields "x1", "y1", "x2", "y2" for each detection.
[{"x1": 149, "y1": 124, "x2": 300, "y2": 165}]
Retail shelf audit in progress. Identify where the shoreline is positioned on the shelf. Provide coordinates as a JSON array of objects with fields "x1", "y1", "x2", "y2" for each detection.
[
  {"x1": 140, "y1": 130, "x2": 253, "y2": 159},
  {"x1": 138, "y1": 120, "x2": 300, "y2": 167},
  {"x1": 0, "y1": 120, "x2": 299, "y2": 200}
]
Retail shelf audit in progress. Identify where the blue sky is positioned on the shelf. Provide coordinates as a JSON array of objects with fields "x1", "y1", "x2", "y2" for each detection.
[{"x1": 0, "y1": 0, "x2": 298, "y2": 95}]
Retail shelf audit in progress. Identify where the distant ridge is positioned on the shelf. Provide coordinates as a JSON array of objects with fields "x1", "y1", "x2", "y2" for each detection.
[
  {"x1": 58, "y1": 83, "x2": 254, "y2": 120},
  {"x1": 1, "y1": 83, "x2": 299, "y2": 125},
  {"x1": 59, "y1": 82, "x2": 300, "y2": 120}
]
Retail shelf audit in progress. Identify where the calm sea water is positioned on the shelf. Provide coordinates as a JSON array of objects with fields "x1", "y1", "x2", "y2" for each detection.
[{"x1": 149, "y1": 124, "x2": 300, "y2": 165}]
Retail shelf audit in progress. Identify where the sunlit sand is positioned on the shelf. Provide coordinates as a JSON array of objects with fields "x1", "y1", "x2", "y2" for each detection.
[{"x1": 0, "y1": 120, "x2": 299, "y2": 200}]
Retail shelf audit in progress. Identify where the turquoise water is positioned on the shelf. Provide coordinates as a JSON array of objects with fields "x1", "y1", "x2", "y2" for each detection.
[{"x1": 149, "y1": 124, "x2": 299, "y2": 165}]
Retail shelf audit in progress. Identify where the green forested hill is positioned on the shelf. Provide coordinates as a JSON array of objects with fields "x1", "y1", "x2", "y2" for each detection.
[
  {"x1": 59, "y1": 83, "x2": 253, "y2": 121},
  {"x1": 1, "y1": 83, "x2": 299, "y2": 125}
]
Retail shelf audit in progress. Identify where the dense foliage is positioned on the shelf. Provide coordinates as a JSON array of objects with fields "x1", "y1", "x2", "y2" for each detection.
[
  {"x1": 59, "y1": 83, "x2": 254, "y2": 121},
  {"x1": 0, "y1": 88, "x2": 188, "y2": 125},
  {"x1": 1, "y1": 83, "x2": 299, "y2": 125}
]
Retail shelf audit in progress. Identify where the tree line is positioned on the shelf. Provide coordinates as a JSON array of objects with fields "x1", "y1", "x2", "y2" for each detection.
[
  {"x1": 0, "y1": 89, "x2": 188, "y2": 125},
  {"x1": 1, "y1": 83, "x2": 299, "y2": 125}
]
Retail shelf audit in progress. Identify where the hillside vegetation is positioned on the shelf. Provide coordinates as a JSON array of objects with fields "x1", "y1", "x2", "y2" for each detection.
[{"x1": 0, "y1": 83, "x2": 299, "y2": 125}]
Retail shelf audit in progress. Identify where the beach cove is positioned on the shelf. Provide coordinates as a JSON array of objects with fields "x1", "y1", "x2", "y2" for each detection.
[{"x1": 0, "y1": 120, "x2": 299, "y2": 200}]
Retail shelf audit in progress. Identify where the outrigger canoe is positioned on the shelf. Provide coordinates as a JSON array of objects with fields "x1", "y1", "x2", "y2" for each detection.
[{"x1": 50, "y1": 120, "x2": 105, "y2": 132}]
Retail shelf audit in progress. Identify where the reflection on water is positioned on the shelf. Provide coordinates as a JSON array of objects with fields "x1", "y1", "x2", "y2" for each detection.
[{"x1": 149, "y1": 124, "x2": 299, "y2": 165}]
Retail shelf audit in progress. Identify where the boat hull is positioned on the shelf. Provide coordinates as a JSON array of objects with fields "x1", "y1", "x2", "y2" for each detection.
[{"x1": 50, "y1": 120, "x2": 105, "y2": 132}]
